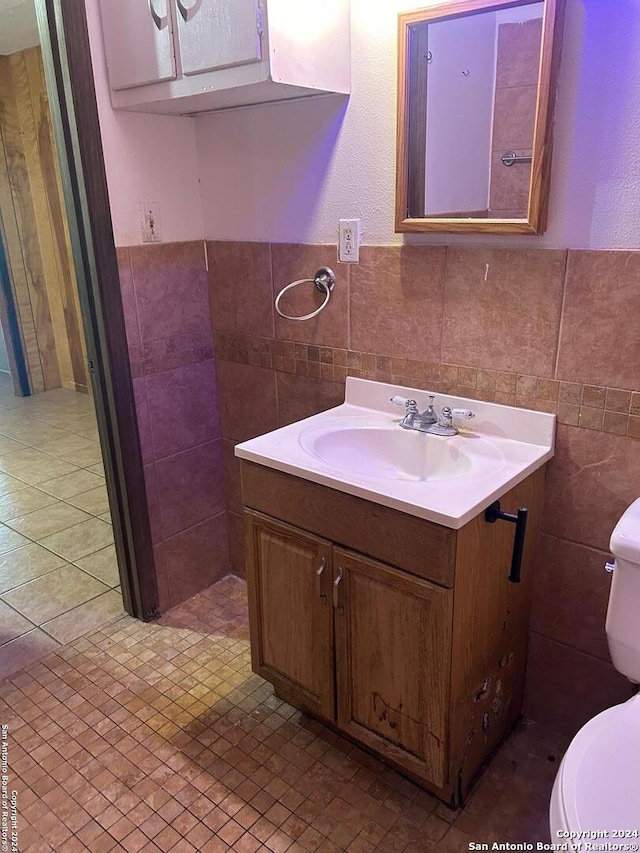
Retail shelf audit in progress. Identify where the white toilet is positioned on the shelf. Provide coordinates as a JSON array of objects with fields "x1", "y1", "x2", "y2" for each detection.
[{"x1": 549, "y1": 498, "x2": 640, "y2": 837}]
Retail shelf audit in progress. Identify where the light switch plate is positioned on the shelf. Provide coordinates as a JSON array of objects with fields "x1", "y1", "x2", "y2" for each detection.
[{"x1": 140, "y1": 203, "x2": 161, "y2": 242}]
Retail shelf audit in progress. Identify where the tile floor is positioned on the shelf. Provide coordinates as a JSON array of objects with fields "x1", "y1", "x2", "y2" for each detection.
[
  {"x1": 0, "y1": 375, "x2": 124, "y2": 677},
  {"x1": 0, "y1": 576, "x2": 568, "y2": 853}
]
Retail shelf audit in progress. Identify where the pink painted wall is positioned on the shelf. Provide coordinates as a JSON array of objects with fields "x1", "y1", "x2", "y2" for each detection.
[
  {"x1": 194, "y1": 0, "x2": 640, "y2": 250},
  {"x1": 85, "y1": 0, "x2": 640, "y2": 250},
  {"x1": 84, "y1": 0, "x2": 203, "y2": 247}
]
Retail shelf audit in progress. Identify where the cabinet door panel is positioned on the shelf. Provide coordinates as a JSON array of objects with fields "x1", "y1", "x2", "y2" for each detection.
[
  {"x1": 245, "y1": 511, "x2": 334, "y2": 720},
  {"x1": 175, "y1": 0, "x2": 262, "y2": 77},
  {"x1": 334, "y1": 549, "x2": 452, "y2": 788},
  {"x1": 99, "y1": 0, "x2": 177, "y2": 90}
]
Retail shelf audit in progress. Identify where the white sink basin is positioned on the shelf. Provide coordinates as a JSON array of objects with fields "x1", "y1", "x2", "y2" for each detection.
[
  {"x1": 299, "y1": 423, "x2": 475, "y2": 482},
  {"x1": 235, "y1": 378, "x2": 556, "y2": 529}
]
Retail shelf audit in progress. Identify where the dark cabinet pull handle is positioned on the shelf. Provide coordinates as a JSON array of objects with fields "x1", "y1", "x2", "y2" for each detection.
[{"x1": 485, "y1": 501, "x2": 528, "y2": 583}]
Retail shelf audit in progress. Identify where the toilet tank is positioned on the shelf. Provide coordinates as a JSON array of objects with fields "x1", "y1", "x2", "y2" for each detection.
[{"x1": 606, "y1": 497, "x2": 640, "y2": 683}]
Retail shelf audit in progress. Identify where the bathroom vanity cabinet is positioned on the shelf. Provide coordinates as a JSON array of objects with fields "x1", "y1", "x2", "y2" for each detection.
[
  {"x1": 241, "y1": 460, "x2": 546, "y2": 805},
  {"x1": 98, "y1": 0, "x2": 350, "y2": 115}
]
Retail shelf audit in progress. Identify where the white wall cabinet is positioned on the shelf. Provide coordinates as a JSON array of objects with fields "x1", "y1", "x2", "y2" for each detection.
[{"x1": 98, "y1": 0, "x2": 350, "y2": 115}]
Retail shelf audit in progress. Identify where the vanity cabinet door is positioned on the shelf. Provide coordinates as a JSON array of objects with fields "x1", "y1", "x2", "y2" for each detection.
[
  {"x1": 333, "y1": 548, "x2": 453, "y2": 788},
  {"x1": 245, "y1": 510, "x2": 335, "y2": 721}
]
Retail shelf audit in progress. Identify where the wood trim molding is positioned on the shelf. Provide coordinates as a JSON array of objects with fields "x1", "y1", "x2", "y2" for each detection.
[
  {"x1": 407, "y1": 23, "x2": 428, "y2": 218},
  {"x1": 36, "y1": 0, "x2": 158, "y2": 620}
]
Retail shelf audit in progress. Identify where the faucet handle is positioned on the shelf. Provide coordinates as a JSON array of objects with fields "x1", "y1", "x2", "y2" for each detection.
[{"x1": 391, "y1": 396, "x2": 418, "y2": 412}]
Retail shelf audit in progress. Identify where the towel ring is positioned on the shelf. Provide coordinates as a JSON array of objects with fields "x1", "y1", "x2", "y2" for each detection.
[{"x1": 275, "y1": 267, "x2": 336, "y2": 321}]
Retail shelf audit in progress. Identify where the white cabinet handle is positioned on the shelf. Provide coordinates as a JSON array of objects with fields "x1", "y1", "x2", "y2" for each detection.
[
  {"x1": 176, "y1": 0, "x2": 203, "y2": 23},
  {"x1": 148, "y1": 0, "x2": 168, "y2": 30}
]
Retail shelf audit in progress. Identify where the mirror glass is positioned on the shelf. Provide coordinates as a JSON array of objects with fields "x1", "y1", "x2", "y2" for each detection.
[{"x1": 396, "y1": 0, "x2": 562, "y2": 234}]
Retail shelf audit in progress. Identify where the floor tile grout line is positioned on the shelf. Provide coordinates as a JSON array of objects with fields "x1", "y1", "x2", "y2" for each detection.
[
  {"x1": 35, "y1": 536, "x2": 116, "y2": 566},
  {"x1": 0, "y1": 597, "x2": 39, "y2": 643},
  {"x1": 0, "y1": 414, "x2": 97, "y2": 437},
  {"x1": 37, "y1": 588, "x2": 126, "y2": 635},
  {"x1": 0, "y1": 481, "x2": 110, "y2": 529},
  {"x1": 0, "y1": 625, "x2": 62, "y2": 653},
  {"x1": 0, "y1": 561, "x2": 67, "y2": 598},
  {"x1": 1, "y1": 571, "x2": 118, "y2": 629},
  {"x1": 0, "y1": 400, "x2": 97, "y2": 426},
  {"x1": 15, "y1": 469, "x2": 107, "y2": 501},
  {"x1": 38, "y1": 609, "x2": 130, "y2": 648},
  {"x1": 0, "y1": 442, "x2": 100, "y2": 469},
  {"x1": 2, "y1": 504, "x2": 96, "y2": 539},
  {"x1": 0, "y1": 515, "x2": 114, "y2": 572},
  {"x1": 0, "y1": 549, "x2": 120, "y2": 599}
]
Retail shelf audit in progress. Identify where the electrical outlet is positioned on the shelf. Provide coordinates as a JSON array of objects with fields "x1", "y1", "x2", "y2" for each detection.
[
  {"x1": 140, "y1": 203, "x2": 161, "y2": 243},
  {"x1": 338, "y1": 218, "x2": 360, "y2": 263}
]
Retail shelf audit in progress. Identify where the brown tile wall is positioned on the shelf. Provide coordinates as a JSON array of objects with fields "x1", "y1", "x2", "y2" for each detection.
[
  {"x1": 208, "y1": 240, "x2": 640, "y2": 737},
  {"x1": 117, "y1": 242, "x2": 229, "y2": 612}
]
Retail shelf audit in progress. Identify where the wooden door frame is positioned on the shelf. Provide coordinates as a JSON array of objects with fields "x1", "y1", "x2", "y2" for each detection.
[{"x1": 34, "y1": 0, "x2": 158, "y2": 621}]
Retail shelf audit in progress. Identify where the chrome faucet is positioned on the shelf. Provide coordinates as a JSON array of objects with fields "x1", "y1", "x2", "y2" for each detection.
[
  {"x1": 391, "y1": 396, "x2": 475, "y2": 436},
  {"x1": 391, "y1": 395, "x2": 437, "y2": 432},
  {"x1": 427, "y1": 405, "x2": 476, "y2": 436}
]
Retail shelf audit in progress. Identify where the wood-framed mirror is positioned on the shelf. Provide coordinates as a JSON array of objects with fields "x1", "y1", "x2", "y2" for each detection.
[{"x1": 396, "y1": 0, "x2": 564, "y2": 234}]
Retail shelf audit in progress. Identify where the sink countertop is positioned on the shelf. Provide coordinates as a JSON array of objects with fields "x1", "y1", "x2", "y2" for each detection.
[{"x1": 234, "y1": 378, "x2": 555, "y2": 529}]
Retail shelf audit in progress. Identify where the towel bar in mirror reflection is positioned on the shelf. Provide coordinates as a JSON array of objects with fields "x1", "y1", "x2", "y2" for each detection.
[{"x1": 395, "y1": 0, "x2": 565, "y2": 235}]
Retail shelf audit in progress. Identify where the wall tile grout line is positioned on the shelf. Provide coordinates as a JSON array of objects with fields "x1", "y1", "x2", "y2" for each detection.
[
  {"x1": 148, "y1": 435, "x2": 223, "y2": 467},
  {"x1": 552, "y1": 249, "x2": 571, "y2": 382},
  {"x1": 437, "y1": 245, "x2": 449, "y2": 367},
  {"x1": 528, "y1": 629, "x2": 616, "y2": 665},
  {"x1": 538, "y1": 531, "x2": 612, "y2": 556}
]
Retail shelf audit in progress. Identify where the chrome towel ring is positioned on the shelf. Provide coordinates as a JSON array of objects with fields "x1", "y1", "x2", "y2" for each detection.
[{"x1": 275, "y1": 267, "x2": 336, "y2": 321}]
